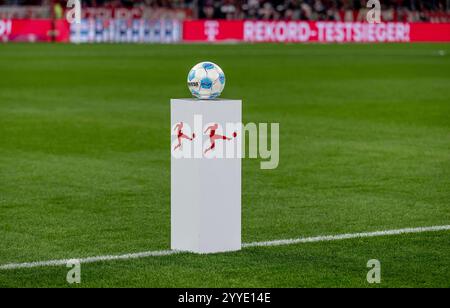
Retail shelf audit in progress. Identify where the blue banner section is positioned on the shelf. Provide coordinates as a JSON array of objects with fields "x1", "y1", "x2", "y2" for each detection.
[{"x1": 70, "y1": 19, "x2": 181, "y2": 43}]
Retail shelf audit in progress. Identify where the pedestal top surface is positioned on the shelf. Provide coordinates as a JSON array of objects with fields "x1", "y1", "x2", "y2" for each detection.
[{"x1": 171, "y1": 98, "x2": 241, "y2": 103}]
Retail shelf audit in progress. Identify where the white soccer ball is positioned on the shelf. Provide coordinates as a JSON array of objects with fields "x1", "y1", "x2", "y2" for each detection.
[{"x1": 187, "y1": 61, "x2": 225, "y2": 99}]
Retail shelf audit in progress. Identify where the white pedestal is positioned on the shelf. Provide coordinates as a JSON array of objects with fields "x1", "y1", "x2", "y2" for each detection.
[{"x1": 171, "y1": 99, "x2": 241, "y2": 254}]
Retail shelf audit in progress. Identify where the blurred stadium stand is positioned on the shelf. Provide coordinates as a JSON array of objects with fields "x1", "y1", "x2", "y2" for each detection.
[{"x1": 0, "y1": 0, "x2": 449, "y2": 22}]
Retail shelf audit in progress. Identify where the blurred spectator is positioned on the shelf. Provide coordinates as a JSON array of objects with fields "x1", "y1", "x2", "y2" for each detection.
[{"x1": 0, "y1": 0, "x2": 448, "y2": 21}]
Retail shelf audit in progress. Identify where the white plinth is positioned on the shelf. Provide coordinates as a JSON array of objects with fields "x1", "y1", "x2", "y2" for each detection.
[{"x1": 171, "y1": 99, "x2": 241, "y2": 254}]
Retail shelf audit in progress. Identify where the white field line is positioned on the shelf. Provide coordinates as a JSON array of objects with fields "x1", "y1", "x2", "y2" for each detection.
[
  {"x1": 1, "y1": 225, "x2": 449, "y2": 271},
  {"x1": 242, "y1": 225, "x2": 450, "y2": 248}
]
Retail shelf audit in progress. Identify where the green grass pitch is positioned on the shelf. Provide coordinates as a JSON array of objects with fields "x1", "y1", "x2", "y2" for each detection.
[{"x1": 0, "y1": 43, "x2": 449, "y2": 288}]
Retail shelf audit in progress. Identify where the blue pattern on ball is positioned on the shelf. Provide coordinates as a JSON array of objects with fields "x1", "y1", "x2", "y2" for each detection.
[
  {"x1": 202, "y1": 62, "x2": 215, "y2": 70},
  {"x1": 219, "y1": 73, "x2": 225, "y2": 85},
  {"x1": 191, "y1": 89, "x2": 200, "y2": 97},
  {"x1": 188, "y1": 70, "x2": 196, "y2": 81},
  {"x1": 209, "y1": 92, "x2": 220, "y2": 99},
  {"x1": 200, "y1": 77, "x2": 213, "y2": 89}
]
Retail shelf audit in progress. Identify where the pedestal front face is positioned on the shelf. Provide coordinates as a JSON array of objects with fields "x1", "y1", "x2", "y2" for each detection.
[{"x1": 171, "y1": 99, "x2": 242, "y2": 254}]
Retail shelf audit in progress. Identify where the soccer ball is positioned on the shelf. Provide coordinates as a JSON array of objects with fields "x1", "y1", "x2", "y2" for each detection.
[{"x1": 187, "y1": 62, "x2": 225, "y2": 99}]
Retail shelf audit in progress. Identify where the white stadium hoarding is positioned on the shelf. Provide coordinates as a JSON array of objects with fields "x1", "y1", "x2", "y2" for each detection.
[{"x1": 70, "y1": 19, "x2": 182, "y2": 43}]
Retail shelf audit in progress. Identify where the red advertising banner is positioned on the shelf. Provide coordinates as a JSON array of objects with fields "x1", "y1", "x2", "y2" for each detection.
[
  {"x1": 0, "y1": 19, "x2": 70, "y2": 42},
  {"x1": 183, "y1": 20, "x2": 244, "y2": 42},
  {"x1": 183, "y1": 20, "x2": 450, "y2": 43},
  {"x1": 408, "y1": 23, "x2": 450, "y2": 42},
  {"x1": 2, "y1": 19, "x2": 449, "y2": 43}
]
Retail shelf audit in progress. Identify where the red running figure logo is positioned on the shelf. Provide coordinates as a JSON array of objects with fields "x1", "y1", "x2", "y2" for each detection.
[
  {"x1": 204, "y1": 123, "x2": 237, "y2": 154},
  {"x1": 173, "y1": 122, "x2": 195, "y2": 151}
]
